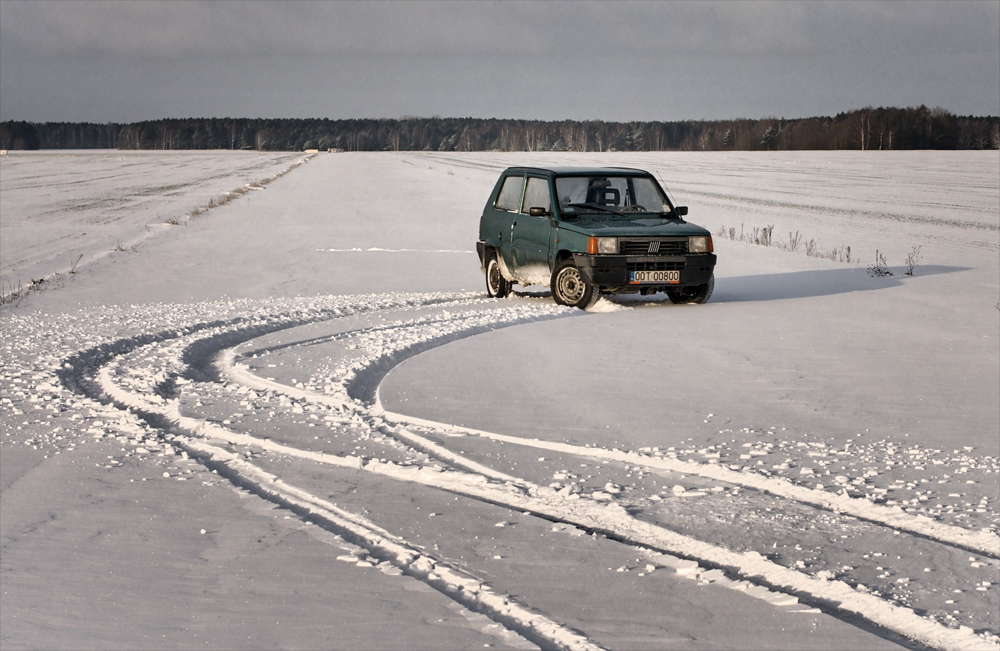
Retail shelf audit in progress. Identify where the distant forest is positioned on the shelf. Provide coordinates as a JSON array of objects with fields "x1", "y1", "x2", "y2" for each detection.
[{"x1": 2, "y1": 106, "x2": 998, "y2": 152}]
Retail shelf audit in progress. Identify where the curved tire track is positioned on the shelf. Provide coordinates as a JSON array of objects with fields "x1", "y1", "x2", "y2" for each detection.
[
  {"x1": 56, "y1": 292, "x2": 997, "y2": 651},
  {"x1": 59, "y1": 294, "x2": 602, "y2": 651}
]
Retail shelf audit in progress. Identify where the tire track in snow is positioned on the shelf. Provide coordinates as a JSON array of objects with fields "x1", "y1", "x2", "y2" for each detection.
[
  {"x1": 54, "y1": 293, "x2": 997, "y2": 651},
  {"x1": 243, "y1": 295, "x2": 998, "y2": 559},
  {"x1": 218, "y1": 348, "x2": 519, "y2": 484},
  {"x1": 375, "y1": 411, "x2": 1000, "y2": 559},
  {"x1": 61, "y1": 294, "x2": 602, "y2": 651},
  {"x1": 210, "y1": 308, "x2": 995, "y2": 650},
  {"x1": 217, "y1": 360, "x2": 992, "y2": 651}
]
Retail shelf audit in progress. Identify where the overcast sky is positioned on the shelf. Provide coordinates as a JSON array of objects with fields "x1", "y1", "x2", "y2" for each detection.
[{"x1": 1, "y1": 0, "x2": 997, "y2": 123}]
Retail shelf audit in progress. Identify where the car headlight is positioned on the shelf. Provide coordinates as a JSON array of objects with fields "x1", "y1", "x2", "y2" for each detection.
[
  {"x1": 596, "y1": 237, "x2": 617, "y2": 254},
  {"x1": 587, "y1": 237, "x2": 619, "y2": 254},
  {"x1": 689, "y1": 236, "x2": 711, "y2": 253}
]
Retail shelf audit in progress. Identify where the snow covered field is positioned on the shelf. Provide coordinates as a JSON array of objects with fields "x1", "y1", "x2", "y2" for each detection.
[
  {"x1": 0, "y1": 150, "x2": 305, "y2": 298},
  {"x1": 1, "y1": 150, "x2": 997, "y2": 650}
]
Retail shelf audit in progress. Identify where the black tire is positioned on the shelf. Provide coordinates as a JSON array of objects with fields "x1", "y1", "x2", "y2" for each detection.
[
  {"x1": 551, "y1": 259, "x2": 597, "y2": 309},
  {"x1": 666, "y1": 274, "x2": 714, "y2": 304},
  {"x1": 485, "y1": 252, "x2": 512, "y2": 298}
]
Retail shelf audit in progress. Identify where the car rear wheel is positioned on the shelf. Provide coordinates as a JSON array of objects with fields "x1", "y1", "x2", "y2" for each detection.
[
  {"x1": 666, "y1": 274, "x2": 714, "y2": 304},
  {"x1": 551, "y1": 259, "x2": 597, "y2": 309},
  {"x1": 485, "y1": 252, "x2": 512, "y2": 298}
]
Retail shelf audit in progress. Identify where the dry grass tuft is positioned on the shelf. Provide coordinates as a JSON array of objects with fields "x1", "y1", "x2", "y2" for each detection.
[{"x1": 718, "y1": 223, "x2": 855, "y2": 262}]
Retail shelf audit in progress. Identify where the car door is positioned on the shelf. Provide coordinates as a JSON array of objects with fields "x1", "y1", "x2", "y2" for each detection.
[
  {"x1": 510, "y1": 176, "x2": 555, "y2": 282},
  {"x1": 489, "y1": 174, "x2": 524, "y2": 270}
]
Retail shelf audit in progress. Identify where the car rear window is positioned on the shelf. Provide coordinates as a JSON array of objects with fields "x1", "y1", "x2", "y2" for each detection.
[{"x1": 495, "y1": 175, "x2": 523, "y2": 212}]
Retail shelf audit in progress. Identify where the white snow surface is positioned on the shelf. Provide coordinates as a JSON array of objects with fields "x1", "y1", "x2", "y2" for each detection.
[
  {"x1": 1, "y1": 150, "x2": 998, "y2": 650},
  {"x1": 0, "y1": 150, "x2": 304, "y2": 295}
]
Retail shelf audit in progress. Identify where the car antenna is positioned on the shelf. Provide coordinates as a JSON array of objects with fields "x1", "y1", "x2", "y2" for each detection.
[
  {"x1": 655, "y1": 169, "x2": 673, "y2": 197},
  {"x1": 655, "y1": 169, "x2": 680, "y2": 212}
]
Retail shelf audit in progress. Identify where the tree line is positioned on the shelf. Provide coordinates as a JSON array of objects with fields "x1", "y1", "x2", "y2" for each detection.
[{"x1": 3, "y1": 106, "x2": 997, "y2": 152}]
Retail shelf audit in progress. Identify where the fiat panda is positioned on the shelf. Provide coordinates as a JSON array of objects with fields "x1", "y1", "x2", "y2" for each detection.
[{"x1": 476, "y1": 167, "x2": 716, "y2": 308}]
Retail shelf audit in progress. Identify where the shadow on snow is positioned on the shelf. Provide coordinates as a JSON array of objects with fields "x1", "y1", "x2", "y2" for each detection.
[
  {"x1": 711, "y1": 265, "x2": 968, "y2": 303},
  {"x1": 605, "y1": 265, "x2": 968, "y2": 307}
]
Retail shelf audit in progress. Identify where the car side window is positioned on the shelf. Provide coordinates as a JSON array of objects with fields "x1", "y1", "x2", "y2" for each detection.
[
  {"x1": 521, "y1": 177, "x2": 552, "y2": 215},
  {"x1": 495, "y1": 175, "x2": 524, "y2": 212}
]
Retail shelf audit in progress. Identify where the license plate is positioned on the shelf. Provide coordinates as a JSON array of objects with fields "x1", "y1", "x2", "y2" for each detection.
[{"x1": 630, "y1": 270, "x2": 680, "y2": 284}]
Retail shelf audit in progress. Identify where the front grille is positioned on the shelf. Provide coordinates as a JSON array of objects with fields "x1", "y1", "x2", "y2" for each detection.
[
  {"x1": 619, "y1": 239, "x2": 688, "y2": 256},
  {"x1": 627, "y1": 261, "x2": 685, "y2": 272}
]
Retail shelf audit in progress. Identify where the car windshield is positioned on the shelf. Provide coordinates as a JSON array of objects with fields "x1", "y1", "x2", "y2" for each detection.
[{"x1": 556, "y1": 176, "x2": 671, "y2": 215}]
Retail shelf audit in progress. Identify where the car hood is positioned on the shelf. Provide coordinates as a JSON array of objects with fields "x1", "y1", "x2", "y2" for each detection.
[{"x1": 557, "y1": 216, "x2": 710, "y2": 237}]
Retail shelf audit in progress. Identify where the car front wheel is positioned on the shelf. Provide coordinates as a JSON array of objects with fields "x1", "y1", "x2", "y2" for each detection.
[
  {"x1": 666, "y1": 274, "x2": 714, "y2": 304},
  {"x1": 485, "y1": 252, "x2": 512, "y2": 298},
  {"x1": 551, "y1": 259, "x2": 597, "y2": 309}
]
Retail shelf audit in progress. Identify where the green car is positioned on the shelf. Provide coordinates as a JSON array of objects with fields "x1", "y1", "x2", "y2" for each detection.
[{"x1": 476, "y1": 167, "x2": 717, "y2": 308}]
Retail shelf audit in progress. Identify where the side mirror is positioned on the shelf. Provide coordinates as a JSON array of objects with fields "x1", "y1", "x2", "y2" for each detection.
[
  {"x1": 529, "y1": 207, "x2": 550, "y2": 217},
  {"x1": 675, "y1": 206, "x2": 688, "y2": 216}
]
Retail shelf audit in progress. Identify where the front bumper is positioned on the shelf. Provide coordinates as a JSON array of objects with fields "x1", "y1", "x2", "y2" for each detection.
[{"x1": 573, "y1": 253, "x2": 716, "y2": 290}]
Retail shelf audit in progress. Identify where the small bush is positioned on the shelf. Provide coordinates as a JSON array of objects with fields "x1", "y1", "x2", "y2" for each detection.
[
  {"x1": 867, "y1": 250, "x2": 893, "y2": 277},
  {"x1": 1, "y1": 280, "x2": 25, "y2": 305},
  {"x1": 904, "y1": 246, "x2": 922, "y2": 276},
  {"x1": 753, "y1": 225, "x2": 774, "y2": 246},
  {"x1": 1, "y1": 278, "x2": 46, "y2": 306}
]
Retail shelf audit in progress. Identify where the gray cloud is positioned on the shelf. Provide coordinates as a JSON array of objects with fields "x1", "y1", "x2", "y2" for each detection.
[{"x1": 2, "y1": 1, "x2": 997, "y2": 122}]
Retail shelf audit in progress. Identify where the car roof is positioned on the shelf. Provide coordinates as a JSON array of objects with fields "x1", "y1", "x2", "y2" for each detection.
[{"x1": 502, "y1": 166, "x2": 650, "y2": 176}]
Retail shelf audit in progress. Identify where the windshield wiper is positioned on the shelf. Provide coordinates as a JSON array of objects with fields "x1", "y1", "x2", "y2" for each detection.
[{"x1": 563, "y1": 203, "x2": 621, "y2": 215}]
